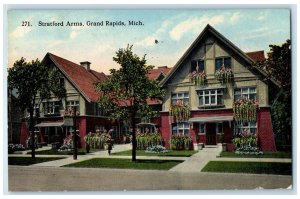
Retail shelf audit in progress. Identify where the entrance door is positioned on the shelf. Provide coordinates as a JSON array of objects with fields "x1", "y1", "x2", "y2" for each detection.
[{"x1": 206, "y1": 123, "x2": 216, "y2": 145}]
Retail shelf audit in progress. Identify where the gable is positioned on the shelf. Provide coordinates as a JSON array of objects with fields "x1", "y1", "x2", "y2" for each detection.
[{"x1": 160, "y1": 24, "x2": 278, "y2": 87}]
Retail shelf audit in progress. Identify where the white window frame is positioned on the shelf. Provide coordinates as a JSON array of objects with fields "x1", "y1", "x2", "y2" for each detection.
[
  {"x1": 172, "y1": 122, "x2": 190, "y2": 135},
  {"x1": 216, "y1": 122, "x2": 223, "y2": 134},
  {"x1": 234, "y1": 121, "x2": 257, "y2": 135},
  {"x1": 171, "y1": 92, "x2": 189, "y2": 105},
  {"x1": 198, "y1": 122, "x2": 206, "y2": 134},
  {"x1": 234, "y1": 87, "x2": 257, "y2": 101},
  {"x1": 199, "y1": 89, "x2": 223, "y2": 106},
  {"x1": 43, "y1": 101, "x2": 60, "y2": 115}
]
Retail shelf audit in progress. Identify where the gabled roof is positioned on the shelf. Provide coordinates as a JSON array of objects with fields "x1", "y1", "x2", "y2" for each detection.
[
  {"x1": 147, "y1": 66, "x2": 172, "y2": 81},
  {"x1": 160, "y1": 24, "x2": 280, "y2": 87},
  {"x1": 43, "y1": 53, "x2": 107, "y2": 102},
  {"x1": 246, "y1": 50, "x2": 266, "y2": 62}
]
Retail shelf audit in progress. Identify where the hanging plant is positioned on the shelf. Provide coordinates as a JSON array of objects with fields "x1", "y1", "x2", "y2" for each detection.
[
  {"x1": 169, "y1": 134, "x2": 192, "y2": 150},
  {"x1": 189, "y1": 69, "x2": 207, "y2": 86},
  {"x1": 169, "y1": 99, "x2": 191, "y2": 123},
  {"x1": 233, "y1": 99, "x2": 259, "y2": 122},
  {"x1": 215, "y1": 65, "x2": 234, "y2": 84}
]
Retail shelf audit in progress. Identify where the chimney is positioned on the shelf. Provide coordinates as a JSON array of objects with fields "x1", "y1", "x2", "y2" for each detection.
[
  {"x1": 158, "y1": 66, "x2": 167, "y2": 69},
  {"x1": 80, "y1": 61, "x2": 91, "y2": 71}
]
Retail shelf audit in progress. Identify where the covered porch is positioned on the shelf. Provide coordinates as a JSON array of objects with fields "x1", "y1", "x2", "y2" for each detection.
[{"x1": 189, "y1": 115, "x2": 233, "y2": 146}]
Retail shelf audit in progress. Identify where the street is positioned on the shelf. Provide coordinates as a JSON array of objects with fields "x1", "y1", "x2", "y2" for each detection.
[{"x1": 8, "y1": 166, "x2": 292, "y2": 192}]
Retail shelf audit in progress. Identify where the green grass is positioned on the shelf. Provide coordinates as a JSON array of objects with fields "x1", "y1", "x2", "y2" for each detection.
[
  {"x1": 201, "y1": 161, "x2": 292, "y2": 175},
  {"x1": 219, "y1": 151, "x2": 292, "y2": 158},
  {"x1": 63, "y1": 158, "x2": 183, "y2": 170},
  {"x1": 8, "y1": 157, "x2": 65, "y2": 166},
  {"x1": 30, "y1": 148, "x2": 101, "y2": 155},
  {"x1": 112, "y1": 150, "x2": 197, "y2": 157}
]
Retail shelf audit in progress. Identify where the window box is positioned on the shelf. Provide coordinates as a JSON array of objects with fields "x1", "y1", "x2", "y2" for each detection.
[
  {"x1": 169, "y1": 100, "x2": 191, "y2": 123},
  {"x1": 215, "y1": 66, "x2": 234, "y2": 84}
]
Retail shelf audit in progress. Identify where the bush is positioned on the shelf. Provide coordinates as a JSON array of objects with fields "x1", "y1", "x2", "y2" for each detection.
[
  {"x1": 84, "y1": 132, "x2": 111, "y2": 149},
  {"x1": 136, "y1": 132, "x2": 164, "y2": 150},
  {"x1": 8, "y1": 143, "x2": 25, "y2": 154},
  {"x1": 58, "y1": 135, "x2": 73, "y2": 152},
  {"x1": 169, "y1": 134, "x2": 192, "y2": 150},
  {"x1": 145, "y1": 145, "x2": 168, "y2": 154},
  {"x1": 232, "y1": 132, "x2": 263, "y2": 155}
]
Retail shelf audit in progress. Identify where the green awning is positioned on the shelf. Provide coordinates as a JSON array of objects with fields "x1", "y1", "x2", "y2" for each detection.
[{"x1": 188, "y1": 116, "x2": 233, "y2": 123}]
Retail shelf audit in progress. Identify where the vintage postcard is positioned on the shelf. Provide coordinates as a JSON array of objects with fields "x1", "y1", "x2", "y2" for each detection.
[{"x1": 6, "y1": 7, "x2": 293, "y2": 193}]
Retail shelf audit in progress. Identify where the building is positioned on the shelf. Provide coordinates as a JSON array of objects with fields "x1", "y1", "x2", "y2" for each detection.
[
  {"x1": 159, "y1": 24, "x2": 277, "y2": 151},
  {"x1": 18, "y1": 24, "x2": 277, "y2": 151}
]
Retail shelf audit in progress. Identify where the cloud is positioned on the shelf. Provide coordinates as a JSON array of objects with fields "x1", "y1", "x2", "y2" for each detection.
[
  {"x1": 169, "y1": 15, "x2": 224, "y2": 41},
  {"x1": 135, "y1": 36, "x2": 157, "y2": 47},
  {"x1": 230, "y1": 12, "x2": 241, "y2": 23},
  {"x1": 69, "y1": 26, "x2": 85, "y2": 39},
  {"x1": 10, "y1": 26, "x2": 32, "y2": 38}
]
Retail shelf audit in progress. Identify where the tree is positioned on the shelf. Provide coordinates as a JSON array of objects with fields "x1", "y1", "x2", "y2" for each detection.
[
  {"x1": 95, "y1": 45, "x2": 164, "y2": 161},
  {"x1": 8, "y1": 57, "x2": 66, "y2": 158},
  {"x1": 257, "y1": 40, "x2": 291, "y2": 150}
]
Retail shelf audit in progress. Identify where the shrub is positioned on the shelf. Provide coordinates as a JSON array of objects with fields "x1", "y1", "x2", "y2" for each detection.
[
  {"x1": 8, "y1": 143, "x2": 25, "y2": 154},
  {"x1": 84, "y1": 132, "x2": 111, "y2": 149},
  {"x1": 232, "y1": 132, "x2": 263, "y2": 155},
  {"x1": 169, "y1": 134, "x2": 192, "y2": 150},
  {"x1": 58, "y1": 135, "x2": 73, "y2": 151},
  {"x1": 136, "y1": 132, "x2": 164, "y2": 150},
  {"x1": 145, "y1": 145, "x2": 168, "y2": 154}
]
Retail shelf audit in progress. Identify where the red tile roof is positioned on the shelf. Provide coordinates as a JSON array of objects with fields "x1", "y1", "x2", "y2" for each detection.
[
  {"x1": 147, "y1": 66, "x2": 172, "y2": 80},
  {"x1": 47, "y1": 53, "x2": 107, "y2": 102},
  {"x1": 246, "y1": 51, "x2": 265, "y2": 62}
]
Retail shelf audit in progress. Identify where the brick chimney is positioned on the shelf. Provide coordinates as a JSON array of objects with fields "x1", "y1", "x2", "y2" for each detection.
[{"x1": 80, "y1": 61, "x2": 91, "y2": 71}]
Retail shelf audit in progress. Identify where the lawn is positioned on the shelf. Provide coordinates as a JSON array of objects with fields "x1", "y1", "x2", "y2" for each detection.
[
  {"x1": 201, "y1": 161, "x2": 292, "y2": 175},
  {"x1": 112, "y1": 150, "x2": 197, "y2": 157},
  {"x1": 219, "y1": 151, "x2": 292, "y2": 158},
  {"x1": 8, "y1": 157, "x2": 65, "y2": 166},
  {"x1": 30, "y1": 148, "x2": 101, "y2": 155},
  {"x1": 63, "y1": 158, "x2": 183, "y2": 170}
]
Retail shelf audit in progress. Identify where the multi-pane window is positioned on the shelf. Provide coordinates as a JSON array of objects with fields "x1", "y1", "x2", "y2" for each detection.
[
  {"x1": 199, "y1": 89, "x2": 223, "y2": 106},
  {"x1": 234, "y1": 121, "x2": 257, "y2": 135},
  {"x1": 191, "y1": 59, "x2": 204, "y2": 72},
  {"x1": 171, "y1": 92, "x2": 189, "y2": 104},
  {"x1": 199, "y1": 122, "x2": 206, "y2": 134},
  {"x1": 43, "y1": 101, "x2": 61, "y2": 115},
  {"x1": 215, "y1": 57, "x2": 231, "y2": 71},
  {"x1": 234, "y1": 87, "x2": 256, "y2": 100},
  {"x1": 172, "y1": 122, "x2": 190, "y2": 135},
  {"x1": 66, "y1": 100, "x2": 79, "y2": 108}
]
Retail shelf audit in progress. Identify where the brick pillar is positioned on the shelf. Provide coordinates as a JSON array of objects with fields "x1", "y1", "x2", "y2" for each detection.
[
  {"x1": 257, "y1": 107, "x2": 276, "y2": 151},
  {"x1": 161, "y1": 112, "x2": 171, "y2": 148},
  {"x1": 78, "y1": 117, "x2": 87, "y2": 148},
  {"x1": 20, "y1": 119, "x2": 28, "y2": 145}
]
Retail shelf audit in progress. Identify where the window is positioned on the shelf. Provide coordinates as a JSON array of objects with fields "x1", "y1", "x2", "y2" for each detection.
[
  {"x1": 171, "y1": 92, "x2": 189, "y2": 104},
  {"x1": 234, "y1": 121, "x2": 257, "y2": 135},
  {"x1": 34, "y1": 103, "x2": 40, "y2": 116},
  {"x1": 199, "y1": 122, "x2": 206, "y2": 134},
  {"x1": 216, "y1": 123, "x2": 223, "y2": 134},
  {"x1": 66, "y1": 100, "x2": 79, "y2": 108},
  {"x1": 43, "y1": 101, "x2": 61, "y2": 115},
  {"x1": 172, "y1": 122, "x2": 190, "y2": 135},
  {"x1": 191, "y1": 59, "x2": 204, "y2": 72},
  {"x1": 234, "y1": 87, "x2": 256, "y2": 100},
  {"x1": 199, "y1": 89, "x2": 224, "y2": 106},
  {"x1": 59, "y1": 77, "x2": 64, "y2": 87},
  {"x1": 215, "y1": 57, "x2": 231, "y2": 71}
]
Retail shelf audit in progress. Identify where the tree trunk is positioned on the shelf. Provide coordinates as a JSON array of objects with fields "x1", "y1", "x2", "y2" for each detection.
[
  {"x1": 29, "y1": 108, "x2": 35, "y2": 159},
  {"x1": 131, "y1": 109, "x2": 137, "y2": 162}
]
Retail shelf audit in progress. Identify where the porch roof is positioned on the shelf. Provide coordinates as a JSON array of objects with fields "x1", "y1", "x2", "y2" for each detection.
[
  {"x1": 35, "y1": 122, "x2": 64, "y2": 127},
  {"x1": 188, "y1": 116, "x2": 233, "y2": 123}
]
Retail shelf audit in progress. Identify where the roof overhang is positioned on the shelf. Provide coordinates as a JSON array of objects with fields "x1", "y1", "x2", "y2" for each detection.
[
  {"x1": 35, "y1": 122, "x2": 64, "y2": 127},
  {"x1": 188, "y1": 116, "x2": 233, "y2": 123}
]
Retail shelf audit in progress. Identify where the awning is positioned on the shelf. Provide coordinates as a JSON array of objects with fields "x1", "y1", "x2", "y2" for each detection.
[
  {"x1": 35, "y1": 122, "x2": 64, "y2": 127},
  {"x1": 188, "y1": 116, "x2": 233, "y2": 123}
]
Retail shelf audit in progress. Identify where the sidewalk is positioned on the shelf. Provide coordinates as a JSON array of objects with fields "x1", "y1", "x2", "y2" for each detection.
[{"x1": 9, "y1": 144, "x2": 292, "y2": 171}]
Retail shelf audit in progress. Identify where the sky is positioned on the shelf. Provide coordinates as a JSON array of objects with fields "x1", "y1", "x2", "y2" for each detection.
[{"x1": 7, "y1": 9, "x2": 291, "y2": 74}]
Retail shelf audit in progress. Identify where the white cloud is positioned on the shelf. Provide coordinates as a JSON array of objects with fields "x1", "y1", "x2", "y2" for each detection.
[
  {"x1": 96, "y1": 43, "x2": 115, "y2": 53},
  {"x1": 230, "y1": 12, "x2": 241, "y2": 23},
  {"x1": 47, "y1": 40, "x2": 64, "y2": 49},
  {"x1": 169, "y1": 15, "x2": 224, "y2": 41},
  {"x1": 70, "y1": 30, "x2": 78, "y2": 39},
  {"x1": 10, "y1": 26, "x2": 32, "y2": 38},
  {"x1": 135, "y1": 36, "x2": 157, "y2": 47}
]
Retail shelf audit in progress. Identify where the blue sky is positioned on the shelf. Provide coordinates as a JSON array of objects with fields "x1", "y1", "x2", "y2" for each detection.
[{"x1": 8, "y1": 9, "x2": 290, "y2": 74}]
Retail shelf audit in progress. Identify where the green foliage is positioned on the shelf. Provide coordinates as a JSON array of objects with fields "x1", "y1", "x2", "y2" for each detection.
[
  {"x1": 169, "y1": 134, "x2": 192, "y2": 150},
  {"x1": 136, "y1": 132, "x2": 164, "y2": 150},
  {"x1": 95, "y1": 45, "x2": 165, "y2": 121},
  {"x1": 169, "y1": 100, "x2": 191, "y2": 123},
  {"x1": 214, "y1": 66, "x2": 234, "y2": 84},
  {"x1": 232, "y1": 99, "x2": 259, "y2": 122},
  {"x1": 84, "y1": 132, "x2": 111, "y2": 149},
  {"x1": 232, "y1": 133, "x2": 258, "y2": 149},
  {"x1": 189, "y1": 70, "x2": 207, "y2": 86},
  {"x1": 8, "y1": 58, "x2": 66, "y2": 129}
]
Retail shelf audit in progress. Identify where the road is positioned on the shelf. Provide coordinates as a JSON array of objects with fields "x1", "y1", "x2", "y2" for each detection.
[{"x1": 8, "y1": 166, "x2": 292, "y2": 192}]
